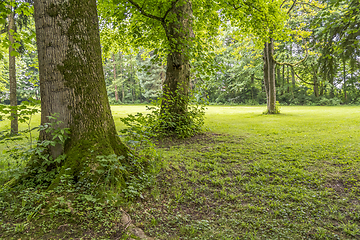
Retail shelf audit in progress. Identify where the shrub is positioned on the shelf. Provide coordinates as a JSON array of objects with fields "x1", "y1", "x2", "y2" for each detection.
[{"x1": 120, "y1": 90, "x2": 206, "y2": 139}]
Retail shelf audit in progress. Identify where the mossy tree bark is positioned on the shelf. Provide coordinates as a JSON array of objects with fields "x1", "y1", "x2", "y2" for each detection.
[
  {"x1": 33, "y1": 0, "x2": 129, "y2": 186},
  {"x1": 263, "y1": 39, "x2": 277, "y2": 114},
  {"x1": 8, "y1": 7, "x2": 18, "y2": 135},
  {"x1": 161, "y1": 0, "x2": 194, "y2": 117}
]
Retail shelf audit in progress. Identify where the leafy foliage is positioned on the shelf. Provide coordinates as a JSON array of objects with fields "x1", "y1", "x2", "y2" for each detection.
[{"x1": 120, "y1": 90, "x2": 206, "y2": 139}]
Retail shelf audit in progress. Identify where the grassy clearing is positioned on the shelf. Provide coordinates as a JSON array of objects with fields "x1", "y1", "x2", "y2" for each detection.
[
  {"x1": 124, "y1": 106, "x2": 360, "y2": 239},
  {"x1": 1, "y1": 105, "x2": 360, "y2": 239}
]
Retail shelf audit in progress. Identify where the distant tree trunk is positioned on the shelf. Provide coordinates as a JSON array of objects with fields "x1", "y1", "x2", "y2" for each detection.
[
  {"x1": 282, "y1": 64, "x2": 285, "y2": 95},
  {"x1": 263, "y1": 39, "x2": 277, "y2": 113},
  {"x1": 286, "y1": 58, "x2": 290, "y2": 93},
  {"x1": 329, "y1": 77, "x2": 335, "y2": 98},
  {"x1": 250, "y1": 73, "x2": 255, "y2": 100},
  {"x1": 289, "y1": 46, "x2": 294, "y2": 93},
  {"x1": 320, "y1": 81, "x2": 324, "y2": 97},
  {"x1": 161, "y1": 0, "x2": 194, "y2": 118},
  {"x1": 120, "y1": 53, "x2": 125, "y2": 103},
  {"x1": 291, "y1": 67, "x2": 295, "y2": 89},
  {"x1": 276, "y1": 66, "x2": 281, "y2": 89},
  {"x1": 139, "y1": 84, "x2": 142, "y2": 102},
  {"x1": 33, "y1": 0, "x2": 129, "y2": 187},
  {"x1": 313, "y1": 77, "x2": 319, "y2": 97},
  {"x1": 311, "y1": 64, "x2": 319, "y2": 97},
  {"x1": 131, "y1": 59, "x2": 135, "y2": 103},
  {"x1": 343, "y1": 59, "x2": 347, "y2": 101},
  {"x1": 8, "y1": 8, "x2": 18, "y2": 135},
  {"x1": 113, "y1": 53, "x2": 119, "y2": 102}
]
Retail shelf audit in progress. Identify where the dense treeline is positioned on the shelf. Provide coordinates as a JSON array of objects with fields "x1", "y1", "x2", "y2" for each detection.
[{"x1": 0, "y1": 0, "x2": 359, "y2": 106}]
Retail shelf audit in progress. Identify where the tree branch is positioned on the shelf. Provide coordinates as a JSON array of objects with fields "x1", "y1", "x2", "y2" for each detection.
[
  {"x1": 287, "y1": 0, "x2": 297, "y2": 14},
  {"x1": 163, "y1": 0, "x2": 181, "y2": 21},
  {"x1": 292, "y1": 67, "x2": 314, "y2": 85},
  {"x1": 273, "y1": 43, "x2": 308, "y2": 67},
  {"x1": 230, "y1": 0, "x2": 263, "y2": 13},
  {"x1": 0, "y1": 27, "x2": 7, "y2": 34},
  {"x1": 296, "y1": 2, "x2": 324, "y2": 10},
  {"x1": 280, "y1": 0, "x2": 289, "y2": 8},
  {"x1": 128, "y1": 0, "x2": 180, "y2": 22},
  {"x1": 127, "y1": 0, "x2": 163, "y2": 22},
  {"x1": 243, "y1": 1, "x2": 263, "y2": 13}
]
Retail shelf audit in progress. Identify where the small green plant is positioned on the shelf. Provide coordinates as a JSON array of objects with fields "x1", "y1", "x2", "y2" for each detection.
[
  {"x1": 263, "y1": 101, "x2": 281, "y2": 114},
  {"x1": 0, "y1": 98, "x2": 41, "y2": 185},
  {"x1": 0, "y1": 97, "x2": 41, "y2": 150}
]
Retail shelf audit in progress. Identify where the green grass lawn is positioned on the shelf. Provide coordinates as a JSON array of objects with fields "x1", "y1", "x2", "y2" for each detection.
[
  {"x1": 125, "y1": 106, "x2": 360, "y2": 239},
  {"x1": 1, "y1": 105, "x2": 360, "y2": 239}
]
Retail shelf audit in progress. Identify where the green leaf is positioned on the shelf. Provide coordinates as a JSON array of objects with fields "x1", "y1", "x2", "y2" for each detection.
[{"x1": 10, "y1": 50, "x2": 20, "y2": 57}]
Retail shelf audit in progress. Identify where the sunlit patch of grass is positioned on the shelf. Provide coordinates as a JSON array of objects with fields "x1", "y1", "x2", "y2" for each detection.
[{"x1": 126, "y1": 106, "x2": 360, "y2": 239}]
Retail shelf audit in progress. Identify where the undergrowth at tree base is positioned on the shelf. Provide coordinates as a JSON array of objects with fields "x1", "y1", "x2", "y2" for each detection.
[
  {"x1": 0, "y1": 101, "x2": 159, "y2": 239},
  {"x1": 120, "y1": 91, "x2": 207, "y2": 139}
]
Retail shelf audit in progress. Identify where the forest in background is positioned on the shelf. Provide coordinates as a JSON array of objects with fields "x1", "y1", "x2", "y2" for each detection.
[{"x1": 0, "y1": 0, "x2": 359, "y2": 107}]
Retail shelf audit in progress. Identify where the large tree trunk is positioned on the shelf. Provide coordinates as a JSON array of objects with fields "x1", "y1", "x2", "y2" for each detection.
[
  {"x1": 161, "y1": 0, "x2": 193, "y2": 118},
  {"x1": 33, "y1": 0, "x2": 129, "y2": 187},
  {"x1": 263, "y1": 39, "x2": 277, "y2": 113},
  {"x1": 8, "y1": 8, "x2": 18, "y2": 135}
]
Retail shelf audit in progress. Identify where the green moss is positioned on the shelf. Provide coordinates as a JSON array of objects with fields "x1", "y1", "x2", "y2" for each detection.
[{"x1": 46, "y1": 3, "x2": 59, "y2": 17}]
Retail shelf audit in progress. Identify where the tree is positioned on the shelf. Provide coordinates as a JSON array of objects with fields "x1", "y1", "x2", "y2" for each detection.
[
  {"x1": 315, "y1": 0, "x2": 360, "y2": 103},
  {"x1": 219, "y1": 0, "x2": 286, "y2": 113},
  {"x1": 223, "y1": 0, "x2": 323, "y2": 112},
  {"x1": 8, "y1": 3, "x2": 18, "y2": 134},
  {"x1": 0, "y1": 1, "x2": 19, "y2": 133},
  {"x1": 120, "y1": 0, "x2": 195, "y2": 121},
  {"x1": 259, "y1": 1, "x2": 313, "y2": 113},
  {"x1": 1, "y1": 0, "x2": 36, "y2": 130},
  {"x1": 100, "y1": 0, "x2": 221, "y2": 133},
  {"x1": 32, "y1": 0, "x2": 129, "y2": 187}
]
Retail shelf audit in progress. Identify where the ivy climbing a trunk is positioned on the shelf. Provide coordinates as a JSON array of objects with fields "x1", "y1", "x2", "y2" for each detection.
[
  {"x1": 125, "y1": 0, "x2": 198, "y2": 135},
  {"x1": 160, "y1": 0, "x2": 193, "y2": 119}
]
